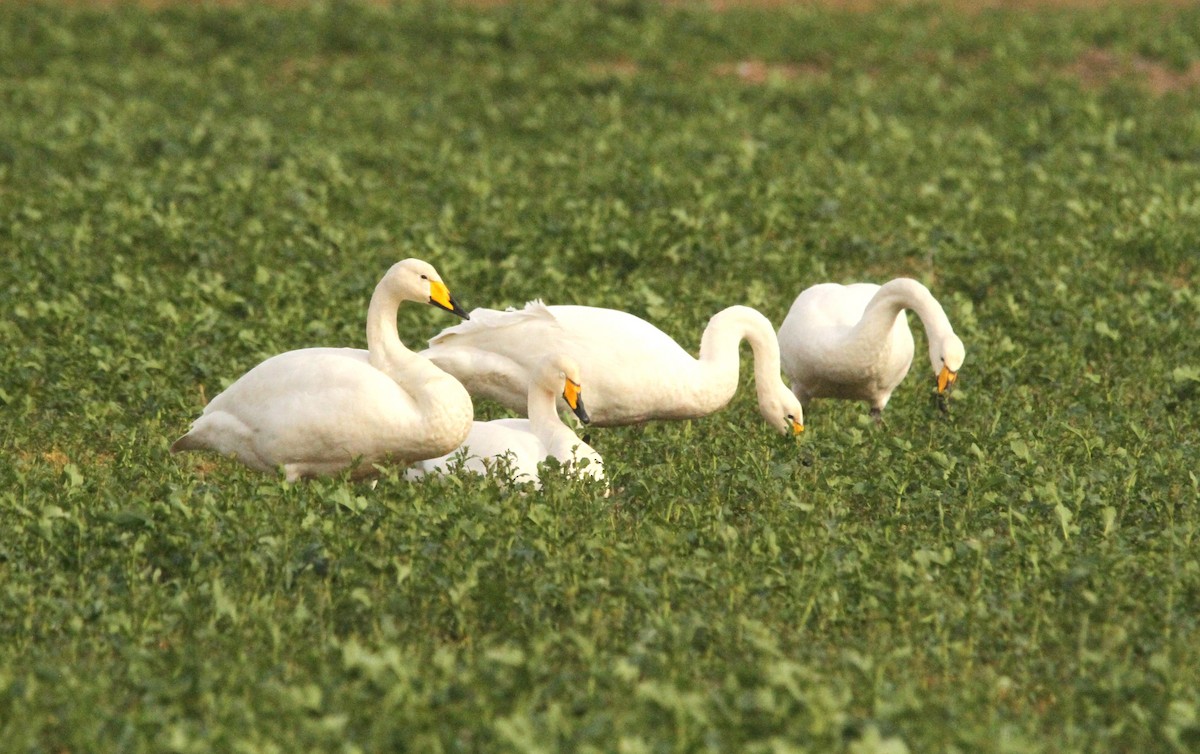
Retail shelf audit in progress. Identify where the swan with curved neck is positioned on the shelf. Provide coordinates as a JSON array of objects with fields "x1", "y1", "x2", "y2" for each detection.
[
  {"x1": 422, "y1": 301, "x2": 804, "y2": 435},
  {"x1": 407, "y1": 354, "x2": 603, "y2": 488},
  {"x1": 777, "y1": 277, "x2": 965, "y2": 420},
  {"x1": 171, "y1": 259, "x2": 474, "y2": 481}
]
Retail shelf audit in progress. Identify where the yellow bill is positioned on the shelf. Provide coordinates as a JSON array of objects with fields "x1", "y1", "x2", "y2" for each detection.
[
  {"x1": 792, "y1": 418, "x2": 805, "y2": 435},
  {"x1": 563, "y1": 378, "x2": 590, "y2": 424},
  {"x1": 937, "y1": 365, "x2": 958, "y2": 394},
  {"x1": 428, "y1": 279, "x2": 469, "y2": 319},
  {"x1": 563, "y1": 378, "x2": 581, "y2": 410}
]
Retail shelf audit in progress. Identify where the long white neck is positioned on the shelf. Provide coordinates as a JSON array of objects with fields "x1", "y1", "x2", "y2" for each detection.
[
  {"x1": 696, "y1": 305, "x2": 785, "y2": 414},
  {"x1": 365, "y1": 278, "x2": 412, "y2": 374},
  {"x1": 356, "y1": 271, "x2": 473, "y2": 458},
  {"x1": 527, "y1": 376, "x2": 595, "y2": 469},
  {"x1": 849, "y1": 278, "x2": 954, "y2": 352},
  {"x1": 527, "y1": 379, "x2": 565, "y2": 446},
  {"x1": 365, "y1": 280, "x2": 465, "y2": 417}
]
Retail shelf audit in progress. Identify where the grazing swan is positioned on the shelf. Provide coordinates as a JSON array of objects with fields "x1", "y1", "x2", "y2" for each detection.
[
  {"x1": 422, "y1": 302, "x2": 804, "y2": 435},
  {"x1": 171, "y1": 259, "x2": 473, "y2": 481},
  {"x1": 777, "y1": 278, "x2": 965, "y2": 420},
  {"x1": 407, "y1": 354, "x2": 603, "y2": 488}
]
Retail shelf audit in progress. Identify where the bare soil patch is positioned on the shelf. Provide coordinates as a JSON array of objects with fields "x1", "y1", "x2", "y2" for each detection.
[
  {"x1": 41, "y1": 449, "x2": 71, "y2": 469},
  {"x1": 712, "y1": 59, "x2": 827, "y2": 84},
  {"x1": 1067, "y1": 47, "x2": 1200, "y2": 95}
]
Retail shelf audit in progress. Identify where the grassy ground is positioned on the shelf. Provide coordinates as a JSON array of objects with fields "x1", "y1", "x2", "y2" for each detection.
[{"x1": 2, "y1": 1, "x2": 1199, "y2": 751}]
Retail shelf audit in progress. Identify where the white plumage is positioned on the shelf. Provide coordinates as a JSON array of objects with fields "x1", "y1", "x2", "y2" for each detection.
[
  {"x1": 777, "y1": 278, "x2": 965, "y2": 419},
  {"x1": 170, "y1": 259, "x2": 474, "y2": 481},
  {"x1": 407, "y1": 354, "x2": 603, "y2": 488},
  {"x1": 421, "y1": 301, "x2": 804, "y2": 435}
]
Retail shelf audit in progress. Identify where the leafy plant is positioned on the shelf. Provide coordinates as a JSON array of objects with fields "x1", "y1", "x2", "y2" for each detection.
[{"x1": 1, "y1": 1, "x2": 1198, "y2": 752}]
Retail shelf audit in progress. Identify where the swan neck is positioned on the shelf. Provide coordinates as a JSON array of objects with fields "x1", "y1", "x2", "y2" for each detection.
[
  {"x1": 698, "y1": 306, "x2": 782, "y2": 408},
  {"x1": 849, "y1": 278, "x2": 951, "y2": 347},
  {"x1": 527, "y1": 381, "x2": 563, "y2": 441},
  {"x1": 908, "y1": 285, "x2": 955, "y2": 341},
  {"x1": 365, "y1": 279, "x2": 413, "y2": 372}
]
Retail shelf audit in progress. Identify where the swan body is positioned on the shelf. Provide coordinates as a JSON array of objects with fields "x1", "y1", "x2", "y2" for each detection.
[
  {"x1": 407, "y1": 354, "x2": 603, "y2": 488},
  {"x1": 422, "y1": 302, "x2": 804, "y2": 435},
  {"x1": 171, "y1": 259, "x2": 473, "y2": 481},
  {"x1": 777, "y1": 278, "x2": 965, "y2": 417}
]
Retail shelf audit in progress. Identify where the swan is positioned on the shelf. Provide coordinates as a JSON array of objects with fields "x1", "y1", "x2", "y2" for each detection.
[
  {"x1": 422, "y1": 301, "x2": 804, "y2": 435},
  {"x1": 407, "y1": 354, "x2": 603, "y2": 488},
  {"x1": 170, "y1": 259, "x2": 474, "y2": 481},
  {"x1": 777, "y1": 277, "x2": 965, "y2": 420}
]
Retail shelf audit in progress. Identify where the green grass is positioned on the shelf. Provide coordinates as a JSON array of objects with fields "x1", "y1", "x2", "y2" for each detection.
[{"x1": 2, "y1": 1, "x2": 1200, "y2": 751}]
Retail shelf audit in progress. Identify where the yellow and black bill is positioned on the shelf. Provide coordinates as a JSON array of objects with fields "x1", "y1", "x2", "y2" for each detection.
[
  {"x1": 563, "y1": 378, "x2": 590, "y2": 424},
  {"x1": 428, "y1": 280, "x2": 470, "y2": 320}
]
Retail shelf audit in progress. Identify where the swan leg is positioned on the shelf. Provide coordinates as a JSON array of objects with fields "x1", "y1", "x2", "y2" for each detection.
[{"x1": 869, "y1": 407, "x2": 884, "y2": 425}]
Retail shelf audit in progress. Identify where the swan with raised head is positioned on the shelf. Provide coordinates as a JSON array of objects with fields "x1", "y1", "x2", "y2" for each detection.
[
  {"x1": 422, "y1": 301, "x2": 804, "y2": 435},
  {"x1": 407, "y1": 354, "x2": 603, "y2": 488},
  {"x1": 777, "y1": 277, "x2": 965, "y2": 420},
  {"x1": 171, "y1": 259, "x2": 473, "y2": 481}
]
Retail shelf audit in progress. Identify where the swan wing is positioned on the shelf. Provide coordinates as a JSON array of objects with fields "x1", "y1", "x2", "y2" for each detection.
[
  {"x1": 425, "y1": 301, "x2": 699, "y2": 425},
  {"x1": 431, "y1": 300, "x2": 694, "y2": 366},
  {"x1": 423, "y1": 302, "x2": 569, "y2": 412},
  {"x1": 429, "y1": 299, "x2": 561, "y2": 345},
  {"x1": 183, "y1": 348, "x2": 424, "y2": 472}
]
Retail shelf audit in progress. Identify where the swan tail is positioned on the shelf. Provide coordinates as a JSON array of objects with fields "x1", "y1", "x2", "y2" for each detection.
[
  {"x1": 170, "y1": 411, "x2": 257, "y2": 461},
  {"x1": 170, "y1": 432, "x2": 202, "y2": 454}
]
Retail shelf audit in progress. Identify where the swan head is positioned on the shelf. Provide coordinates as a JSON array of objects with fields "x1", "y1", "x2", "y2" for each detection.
[
  {"x1": 932, "y1": 334, "x2": 966, "y2": 394},
  {"x1": 758, "y1": 385, "x2": 805, "y2": 437},
  {"x1": 539, "y1": 354, "x2": 590, "y2": 425},
  {"x1": 385, "y1": 259, "x2": 469, "y2": 320}
]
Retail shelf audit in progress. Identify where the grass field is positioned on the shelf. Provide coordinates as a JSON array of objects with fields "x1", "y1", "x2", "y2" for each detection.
[{"x1": 2, "y1": 1, "x2": 1200, "y2": 751}]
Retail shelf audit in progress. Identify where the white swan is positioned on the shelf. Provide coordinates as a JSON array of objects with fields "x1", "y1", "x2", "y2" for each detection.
[
  {"x1": 171, "y1": 259, "x2": 474, "y2": 481},
  {"x1": 422, "y1": 302, "x2": 804, "y2": 435},
  {"x1": 407, "y1": 354, "x2": 603, "y2": 488},
  {"x1": 777, "y1": 278, "x2": 965, "y2": 420}
]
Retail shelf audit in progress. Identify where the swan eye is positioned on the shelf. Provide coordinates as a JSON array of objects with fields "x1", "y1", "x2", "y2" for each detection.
[{"x1": 420, "y1": 274, "x2": 428, "y2": 280}]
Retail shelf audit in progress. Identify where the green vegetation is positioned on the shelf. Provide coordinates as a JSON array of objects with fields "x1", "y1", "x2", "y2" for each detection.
[{"x1": 2, "y1": 1, "x2": 1199, "y2": 751}]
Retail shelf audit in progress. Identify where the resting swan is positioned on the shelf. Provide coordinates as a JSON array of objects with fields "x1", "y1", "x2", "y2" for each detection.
[
  {"x1": 407, "y1": 354, "x2": 603, "y2": 488},
  {"x1": 171, "y1": 259, "x2": 473, "y2": 481},
  {"x1": 777, "y1": 278, "x2": 965, "y2": 420},
  {"x1": 422, "y1": 302, "x2": 804, "y2": 435}
]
